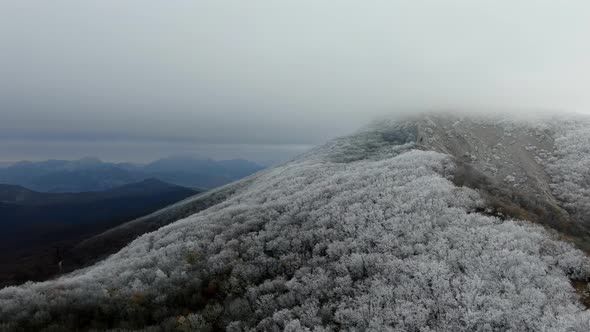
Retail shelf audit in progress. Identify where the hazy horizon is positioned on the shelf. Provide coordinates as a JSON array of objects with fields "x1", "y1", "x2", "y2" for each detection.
[
  {"x1": 0, "y1": 141, "x2": 312, "y2": 166},
  {"x1": 2, "y1": 1, "x2": 590, "y2": 162}
]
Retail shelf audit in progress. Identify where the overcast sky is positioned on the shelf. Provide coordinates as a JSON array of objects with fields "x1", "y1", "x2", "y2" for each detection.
[{"x1": 1, "y1": 0, "x2": 590, "y2": 163}]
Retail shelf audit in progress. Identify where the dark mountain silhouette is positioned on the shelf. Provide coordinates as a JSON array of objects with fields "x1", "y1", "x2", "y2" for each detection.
[{"x1": 0, "y1": 179, "x2": 198, "y2": 287}]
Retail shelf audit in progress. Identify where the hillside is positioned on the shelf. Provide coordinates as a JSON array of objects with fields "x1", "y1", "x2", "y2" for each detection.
[
  {"x1": 0, "y1": 179, "x2": 198, "y2": 287},
  {"x1": 2, "y1": 113, "x2": 590, "y2": 331},
  {"x1": 66, "y1": 177, "x2": 258, "y2": 275}
]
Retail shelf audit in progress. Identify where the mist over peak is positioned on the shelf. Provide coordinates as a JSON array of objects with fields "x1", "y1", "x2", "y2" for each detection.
[{"x1": 2, "y1": 2, "x2": 590, "y2": 330}]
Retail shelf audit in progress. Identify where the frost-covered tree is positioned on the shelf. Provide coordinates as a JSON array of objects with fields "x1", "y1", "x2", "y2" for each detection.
[
  {"x1": 1, "y1": 118, "x2": 590, "y2": 331},
  {"x1": 544, "y1": 117, "x2": 590, "y2": 227}
]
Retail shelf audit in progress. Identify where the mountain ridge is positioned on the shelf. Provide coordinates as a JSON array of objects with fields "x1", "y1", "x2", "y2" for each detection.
[{"x1": 2, "y1": 113, "x2": 590, "y2": 331}]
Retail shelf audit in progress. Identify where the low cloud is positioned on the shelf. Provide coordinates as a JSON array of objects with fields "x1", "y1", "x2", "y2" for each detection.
[{"x1": 1, "y1": 0, "x2": 589, "y2": 159}]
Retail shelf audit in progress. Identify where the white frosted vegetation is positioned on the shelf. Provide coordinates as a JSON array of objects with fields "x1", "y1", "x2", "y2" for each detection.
[
  {"x1": 545, "y1": 117, "x2": 590, "y2": 226},
  {"x1": 1, "y1": 123, "x2": 590, "y2": 331}
]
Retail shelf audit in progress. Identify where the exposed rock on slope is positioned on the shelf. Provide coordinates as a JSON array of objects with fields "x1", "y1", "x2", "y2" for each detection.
[
  {"x1": 1, "y1": 113, "x2": 590, "y2": 331},
  {"x1": 413, "y1": 115, "x2": 556, "y2": 200},
  {"x1": 402, "y1": 114, "x2": 590, "y2": 250}
]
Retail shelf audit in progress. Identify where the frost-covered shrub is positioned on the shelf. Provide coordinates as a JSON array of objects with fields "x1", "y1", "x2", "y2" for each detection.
[{"x1": 1, "y1": 122, "x2": 590, "y2": 331}]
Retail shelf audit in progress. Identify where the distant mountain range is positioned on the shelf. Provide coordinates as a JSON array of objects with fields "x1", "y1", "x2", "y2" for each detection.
[
  {"x1": 0, "y1": 179, "x2": 198, "y2": 287},
  {"x1": 0, "y1": 156, "x2": 264, "y2": 192}
]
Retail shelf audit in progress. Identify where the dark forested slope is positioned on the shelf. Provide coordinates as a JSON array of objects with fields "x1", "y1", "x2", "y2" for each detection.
[{"x1": 0, "y1": 179, "x2": 197, "y2": 287}]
